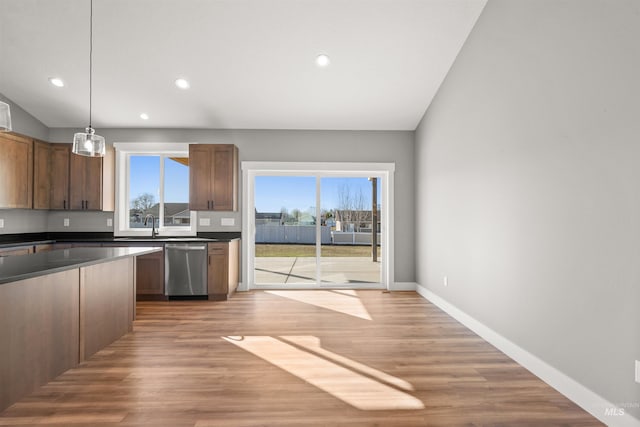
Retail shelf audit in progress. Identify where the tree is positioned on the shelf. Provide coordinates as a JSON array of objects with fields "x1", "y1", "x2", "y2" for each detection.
[{"x1": 130, "y1": 192, "x2": 155, "y2": 213}]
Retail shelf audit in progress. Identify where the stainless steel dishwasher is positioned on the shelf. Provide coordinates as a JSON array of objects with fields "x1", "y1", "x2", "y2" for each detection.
[{"x1": 164, "y1": 243, "x2": 208, "y2": 296}]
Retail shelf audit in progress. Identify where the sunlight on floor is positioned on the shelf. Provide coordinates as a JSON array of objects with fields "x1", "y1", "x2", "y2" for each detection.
[
  {"x1": 223, "y1": 335, "x2": 424, "y2": 411},
  {"x1": 266, "y1": 290, "x2": 373, "y2": 321}
]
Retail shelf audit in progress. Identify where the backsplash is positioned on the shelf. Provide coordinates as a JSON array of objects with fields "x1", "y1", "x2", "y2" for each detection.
[
  {"x1": 47, "y1": 211, "x2": 115, "y2": 232},
  {"x1": 0, "y1": 210, "x2": 48, "y2": 234},
  {"x1": 195, "y1": 211, "x2": 242, "y2": 232}
]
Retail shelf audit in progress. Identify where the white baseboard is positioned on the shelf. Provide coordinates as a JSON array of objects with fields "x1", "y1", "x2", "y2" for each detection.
[
  {"x1": 389, "y1": 282, "x2": 417, "y2": 291},
  {"x1": 415, "y1": 284, "x2": 640, "y2": 427}
]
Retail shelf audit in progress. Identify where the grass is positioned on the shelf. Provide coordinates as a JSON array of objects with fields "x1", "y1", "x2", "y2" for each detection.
[{"x1": 255, "y1": 244, "x2": 381, "y2": 258}]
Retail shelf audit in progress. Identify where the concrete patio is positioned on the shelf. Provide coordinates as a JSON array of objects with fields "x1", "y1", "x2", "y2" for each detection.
[{"x1": 254, "y1": 256, "x2": 381, "y2": 284}]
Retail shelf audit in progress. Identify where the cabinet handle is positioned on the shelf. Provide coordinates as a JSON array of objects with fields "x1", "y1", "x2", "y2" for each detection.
[
  {"x1": 85, "y1": 200, "x2": 88, "y2": 210},
  {"x1": 63, "y1": 200, "x2": 66, "y2": 210},
  {"x1": 208, "y1": 255, "x2": 211, "y2": 266}
]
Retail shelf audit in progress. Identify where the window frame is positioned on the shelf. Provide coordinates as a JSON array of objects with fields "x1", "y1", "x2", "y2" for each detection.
[{"x1": 114, "y1": 142, "x2": 196, "y2": 237}]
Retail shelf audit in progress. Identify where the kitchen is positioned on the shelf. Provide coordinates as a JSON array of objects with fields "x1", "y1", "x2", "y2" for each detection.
[{"x1": 1, "y1": 1, "x2": 635, "y2": 425}]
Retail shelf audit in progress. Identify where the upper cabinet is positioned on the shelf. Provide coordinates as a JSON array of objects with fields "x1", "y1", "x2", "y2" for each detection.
[
  {"x1": 49, "y1": 143, "x2": 113, "y2": 211},
  {"x1": 69, "y1": 150, "x2": 103, "y2": 210},
  {"x1": 33, "y1": 140, "x2": 51, "y2": 210},
  {"x1": 0, "y1": 133, "x2": 33, "y2": 209},
  {"x1": 49, "y1": 144, "x2": 71, "y2": 210},
  {"x1": 189, "y1": 144, "x2": 238, "y2": 211}
]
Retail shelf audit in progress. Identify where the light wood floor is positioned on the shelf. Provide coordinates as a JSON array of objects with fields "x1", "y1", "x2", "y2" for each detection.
[{"x1": 0, "y1": 290, "x2": 602, "y2": 426}]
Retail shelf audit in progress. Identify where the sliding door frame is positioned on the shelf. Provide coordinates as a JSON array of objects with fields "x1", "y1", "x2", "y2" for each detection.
[{"x1": 241, "y1": 161, "x2": 395, "y2": 290}]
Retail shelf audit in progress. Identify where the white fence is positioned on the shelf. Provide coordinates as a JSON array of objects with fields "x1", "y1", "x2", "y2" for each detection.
[{"x1": 255, "y1": 225, "x2": 380, "y2": 245}]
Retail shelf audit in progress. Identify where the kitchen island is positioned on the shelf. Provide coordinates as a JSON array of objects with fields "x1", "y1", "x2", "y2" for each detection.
[{"x1": 0, "y1": 246, "x2": 161, "y2": 411}]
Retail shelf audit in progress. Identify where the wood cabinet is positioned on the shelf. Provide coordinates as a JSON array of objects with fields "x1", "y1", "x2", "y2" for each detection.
[
  {"x1": 69, "y1": 150, "x2": 103, "y2": 210},
  {"x1": 49, "y1": 144, "x2": 71, "y2": 210},
  {"x1": 135, "y1": 249, "x2": 166, "y2": 299},
  {"x1": 33, "y1": 140, "x2": 51, "y2": 209},
  {"x1": 207, "y1": 240, "x2": 239, "y2": 301},
  {"x1": 34, "y1": 243, "x2": 54, "y2": 253},
  {"x1": 50, "y1": 143, "x2": 104, "y2": 211},
  {"x1": 189, "y1": 144, "x2": 238, "y2": 211},
  {"x1": 0, "y1": 246, "x2": 33, "y2": 257},
  {"x1": 0, "y1": 132, "x2": 33, "y2": 209}
]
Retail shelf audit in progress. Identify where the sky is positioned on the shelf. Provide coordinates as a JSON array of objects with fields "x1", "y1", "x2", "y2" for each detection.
[
  {"x1": 129, "y1": 156, "x2": 189, "y2": 205},
  {"x1": 128, "y1": 156, "x2": 381, "y2": 212},
  {"x1": 255, "y1": 176, "x2": 382, "y2": 213}
]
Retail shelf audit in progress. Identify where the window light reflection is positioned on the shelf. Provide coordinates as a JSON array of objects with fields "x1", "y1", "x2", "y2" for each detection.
[
  {"x1": 266, "y1": 290, "x2": 372, "y2": 321},
  {"x1": 223, "y1": 335, "x2": 424, "y2": 411}
]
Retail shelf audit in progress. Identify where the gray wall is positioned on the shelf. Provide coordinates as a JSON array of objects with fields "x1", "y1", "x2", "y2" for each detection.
[
  {"x1": 415, "y1": 0, "x2": 639, "y2": 420},
  {"x1": 0, "y1": 93, "x2": 48, "y2": 140},
  {"x1": 49, "y1": 128, "x2": 415, "y2": 283}
]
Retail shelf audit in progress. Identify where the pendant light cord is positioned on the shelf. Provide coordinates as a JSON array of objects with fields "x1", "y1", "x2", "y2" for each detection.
[{"x1": 89, "y1": 0, "x2": 93, "y2": 129}]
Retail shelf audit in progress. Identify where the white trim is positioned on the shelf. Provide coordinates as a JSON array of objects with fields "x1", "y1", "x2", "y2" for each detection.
[
  {"x1": 389, "y1": 282, "x2": 417, "y2": 291},
  {"x1": 415, "y1": 284, "x2": 640, "y2": 427},
  {"x1": 242, "y1": 161, "x2": 394, "y2": 290},
  {"x1": 114, "y1": 144, "x2": 196, "y2": 237}
]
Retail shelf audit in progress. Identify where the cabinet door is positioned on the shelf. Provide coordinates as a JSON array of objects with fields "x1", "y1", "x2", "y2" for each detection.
[
  {"x1": 212, "y1": 145, "x2": 238, "y2": 211},
  {"x1": 189, "y1": 144, "x2": 213, "y2": 210},
  {"x1": 0, "y1": 133, "x2": 33, "y2": 209},
  {"x1": 0, "y1": 246, "x2": 33, "y2": 257},
  {"x1": 189, "y1": 144, "x2": 238, "y2": 211},
  {"x1": 50, "y1": 144, "x2": 70, "y2": 210},
  {"x1": 207, "y1": 243, "x2": 229, "y2": 300},
  {"x1": 136, "y1": 250, "x2": 165, "y2": 296},
  {"x1": 33, "y1": 140, "x2": 51, "y2": 210},
  {"x1": 69, "y1": 153, "x2": 102, "y2": 210}
]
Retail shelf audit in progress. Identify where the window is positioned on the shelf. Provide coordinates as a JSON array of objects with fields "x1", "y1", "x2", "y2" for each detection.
[{"x1": 114, "y1": 143, "x2": 195, "y2": 236}]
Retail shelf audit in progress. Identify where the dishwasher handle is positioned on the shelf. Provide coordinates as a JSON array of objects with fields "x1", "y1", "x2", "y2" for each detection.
[{"x1": 165, "y1": 244, "x2": 207, "y2": 251}]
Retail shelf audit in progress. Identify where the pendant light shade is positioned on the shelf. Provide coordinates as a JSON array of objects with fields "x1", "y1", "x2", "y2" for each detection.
[
  {"x1": 0, "y1": 101, "x2": 12, "y2": 132},
  {"x1": 73, "y1": 127, "x2": 105, "y2": 157},
  {"x1": 72, "y1": 0, "x2": 104, "y2": 157}
]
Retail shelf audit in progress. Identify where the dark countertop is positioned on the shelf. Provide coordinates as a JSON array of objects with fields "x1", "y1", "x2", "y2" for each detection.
[
  {"x1": 0, "y1": 246, "x2": 162, "y2": 285},
  {"x1": 0, "y1": 232, "x2": 241, "y2": 249}
]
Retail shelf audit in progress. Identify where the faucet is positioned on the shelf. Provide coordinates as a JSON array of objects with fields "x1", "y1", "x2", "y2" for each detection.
[{"x1": 143, "y1": 214, "x2": 157, "y2": 238}]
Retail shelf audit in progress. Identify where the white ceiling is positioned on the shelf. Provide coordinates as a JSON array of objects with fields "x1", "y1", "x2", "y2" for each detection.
[{"x1": 0, "y1": 0, "x2": 486, "y2": 131}]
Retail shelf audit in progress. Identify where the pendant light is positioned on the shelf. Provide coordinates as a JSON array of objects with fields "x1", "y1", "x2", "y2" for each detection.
[
  {"x1": 72, "y1": 0, "x2": 105, "y2": 157},
  {"x1": 0, "y1": 101, "x2": 11, "y2": 132}
]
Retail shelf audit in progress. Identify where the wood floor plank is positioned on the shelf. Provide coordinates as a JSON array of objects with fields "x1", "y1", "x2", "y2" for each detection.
[{"x1": 0, "y1": 291, "x2": 602, "y2": 426}]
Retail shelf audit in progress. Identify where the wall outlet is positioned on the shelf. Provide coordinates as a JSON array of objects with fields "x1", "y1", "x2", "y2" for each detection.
[
  {"x1": 443, "y1": 276, "x2": 448, "y2": 287},
  {"x1": 107, "y1": 218, "x2": 113, "y2": 227},
  {"x1": 221, "y1": 217, "x2": 235, "y2": 226},
  {"x1": 0, "y1": 219, "x2": 4, "y2": 228},
  {"x1": 635, "y1": 360, "x2": 640, "y2": 383},
  {"x1": 63, "y1": 218, "x2": 70, "y2": 227},
  {"x1": 199, "y1": 218, "x2": 211, "y2": 226}
]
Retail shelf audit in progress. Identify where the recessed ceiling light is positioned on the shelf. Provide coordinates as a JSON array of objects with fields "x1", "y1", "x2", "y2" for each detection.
[
  {"x1": 48, "y1": 77, "x2": 65, "y2": 87},
  {"x1": 315, "y1": 54, "x2": 330, "y2": 67},
  {"x1": 140, "y1": 113, "x2": 149, "y2": 120},
  {"x1": 175, "y1": 78, "x2": 190, "y2": 89}
]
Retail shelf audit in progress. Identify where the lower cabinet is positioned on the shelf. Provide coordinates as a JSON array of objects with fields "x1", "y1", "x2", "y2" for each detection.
[
  {"x1": 0, "y1": 246, "x2": 33, "y2": 257},
  {"x1": 207, "y1": 240, "x2": 239, "y2": 301},
  {"x1": 135, "y1": 249, "x2": 166, "y2": 300},
  {"x1": 0, "y1": 256, "x2": 137, "y2": 412}
]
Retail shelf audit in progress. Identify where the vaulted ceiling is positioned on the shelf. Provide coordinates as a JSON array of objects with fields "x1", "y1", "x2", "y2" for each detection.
[{"x1": 0, "y1": 0, "x2": 486, "y2": 130}]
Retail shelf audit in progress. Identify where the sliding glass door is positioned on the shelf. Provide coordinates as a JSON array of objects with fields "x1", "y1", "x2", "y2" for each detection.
[
  {"x1": 319, "y1": 177, "x2": 381, "y2": 285},
  {"x1": 254, "y1": 176, "x2": 317, "y2": 285},
  {"x1": 251, "y1": 170, "x2": 385, "y2": 288}
]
